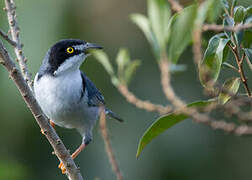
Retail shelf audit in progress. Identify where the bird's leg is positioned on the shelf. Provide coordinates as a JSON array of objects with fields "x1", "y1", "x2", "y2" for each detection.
[
  {"x1": 50, "y1": 120, "x2": 55, "y2": 129},
  {"x1": 41, "y1": 120, "x2": 55, "y2": 135},
  {"x1": 58, "y1": 143, "x2": 87, "y2": 174}
]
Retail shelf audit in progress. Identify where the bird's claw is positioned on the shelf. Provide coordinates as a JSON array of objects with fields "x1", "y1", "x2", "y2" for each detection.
[
  {"x1": 58, "y1": 162, "x2": 66, "y2": 174},
  {"x1": 40, "y1": 129, "x2": 46, "y2": 135}
]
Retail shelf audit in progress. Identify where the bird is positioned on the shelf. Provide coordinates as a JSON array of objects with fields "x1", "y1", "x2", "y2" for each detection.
[{"x1": 34, "y1": 39, "x2": 123, "y2": 173}]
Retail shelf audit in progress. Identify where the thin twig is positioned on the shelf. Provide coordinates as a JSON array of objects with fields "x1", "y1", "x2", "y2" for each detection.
[
  {"x1": 0, "y1": 29, "x2": 17, "y2": 47},
  {"x1": 0, "y1": 40, "x2": 84, "y2": 180},
  {"x1": 4, "y1": 0, "x2": 33, "y2": 89},
  {"x1": 117, "y1": 84, "x2": 173, "y2": 114},
  {"x1": 192, "y1": 27, "x2": 203, "y2": 67},
  {"x1": 228, "y1": 43, "x2": 251, "y2": 97},
  {"x1": 173, "y1": 105, "x2": 252, "y2": 135},
  {"x1": 159, "y1": 59, "x2": 185, "y2": 108},
  {"x1": 191, "y1": 111, "x2": 252, "y2": 135},
  {"x1": 202, "y1": 23, "x2": 252, "y2": 32},
  {"x1": 99, "y1": 106, "x2": 123, "y2": 180},
  {"x1": 167, "y1": 0, "x2": 183, "y2": 12}
]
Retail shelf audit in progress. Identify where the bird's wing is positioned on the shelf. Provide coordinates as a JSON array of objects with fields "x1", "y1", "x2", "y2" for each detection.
[{"x1": 81, "y1": 72, "x2": 105, "y2": 107}]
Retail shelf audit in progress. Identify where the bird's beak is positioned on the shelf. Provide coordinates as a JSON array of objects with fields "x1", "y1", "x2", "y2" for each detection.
[{"x1": 83, "y1": 42, "x2": 103, "y2": 54}]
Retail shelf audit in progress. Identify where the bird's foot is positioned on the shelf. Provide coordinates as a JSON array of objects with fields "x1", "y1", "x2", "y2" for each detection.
[
  {"x1": 40, "y1": 120, "x2": 55, "y2": 135},
  {"x1": 57, "y1": 143, "x2": 86, "y2": 174},
  {"x1": 58, "y1": 162, "x2": 66, "y2": 174},
  {"x1": 40, "y1": 129, "x2": 46, "y2": 135}
]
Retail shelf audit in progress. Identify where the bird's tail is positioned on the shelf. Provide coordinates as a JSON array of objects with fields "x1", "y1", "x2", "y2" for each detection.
[{"x1": 105, "y1": 108, "x2": 124, "y2": 122}]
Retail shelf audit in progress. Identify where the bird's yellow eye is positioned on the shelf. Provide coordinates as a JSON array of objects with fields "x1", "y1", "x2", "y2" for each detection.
[{"x1": 66, "y1": 47, "x2": 74, "y2": 54}]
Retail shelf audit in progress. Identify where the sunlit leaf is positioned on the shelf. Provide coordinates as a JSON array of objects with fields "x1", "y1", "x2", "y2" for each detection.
[
  {"x1": 93, "y1": 51, "x2": 114, "y2": 76},
  {"x1": 223, "y1": 16, "x2": 235, "y2": 39},
  {"x1": 231, "y1": 0, "x2": 237, "y2": 11},
  {"x1": 124, "y1": 60, "x2": 141, "y2": 84},
  {"x1": 245, "y1": 6, "x2": 252, "y2": 18},
  {"x1": 167, "y1": 5, "x2": 197, "y2": 63},
  {"x1": 221, "y1": 0, "x2": 229, "y2": 11},
  {"x1": 195, "y1": 0, "x2": 211, "y2": 27},
  {"x1": 222, "y1": 62, "x2": 237, "y2": 71},
  {"x1": 169, "y1": 64, "x2": 187, "y2": 73},
  {"x1": 165, "y1": 14, "x2": 176, "y2": 47},
  {"x1": 243, "y1": 31, "x2": 252, "y2": 48},
  {"x1": 199, "y1": 34, "x2": 230, "y2": 87},
  {"x1": 130, "y1": 14, "x2": 160, "y2": 58},
  {"x1": 235, "y1": 30, "x2": 244, "y2": 46},
  {"x1": 218, "y1": 77, "x2": 240, "y2": 104},
  {"x1": 148, "y1": 0, "x2": 171, "y2": 51},
  {"x1": 244, "y1": 48, "x2": 252, "y2": 64},
  {"x1": 93, "y1": 51, "x2": 119, "y2": 86},
  {"x1": 116, "y1": 48, "x2": 130, "y2": 77},
  {"x1": 234, "y1": 6, "x2": 245, "y2": 23},
  {"x1": 136, "y1": 99, "x2": 217, "y2": 158},
  {"x1": 206, "y1": 0, "x2": 223, "y2": 23},
  {"x1": 222, "y1": 45, "x2": 230, "y2": 62},
  {"x1": 195, "y1": 0, "x2": 222, "y2": 26}
]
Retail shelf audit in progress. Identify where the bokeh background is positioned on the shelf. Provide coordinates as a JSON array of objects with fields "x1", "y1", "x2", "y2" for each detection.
[{"x1": 0, "y1": 0, "x2": 252, "y2": 180}]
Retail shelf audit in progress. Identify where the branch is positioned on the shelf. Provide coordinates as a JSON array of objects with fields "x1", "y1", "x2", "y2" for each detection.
[
  {"x1": 0, "y1": 40, "x2": 84, "y2": 180},
  {"x1": 228, "y1": 43, "x2": 251, "y2": 97},
  {"x1": 202, "y1": 23, "x2": 252, "y2": 32},
  {"x1": 0, "y1": 29, "x2": 17, "y2": 47},
  {"x1": 117, "y1": 84, "x2": 173, "y2": 114},
  {"x1": 4, "y1": 0, "x2": 33, "y2": 89},
  {"x1": 191, "y1": 110, "x2": 252, "y2": 135},
  {"x1": 159, "y1": 59, "x2": 185, "y2": 108},
  {"x1": 172, "y1": 104, "x2": 252, "y2": 136},
  {"x1": 167, "y1": 0, "x2": 183, "y2": 12},
  {"x1": 192, "y1": 27, "x2": 203, "y2": 67},
  {"x1": 99, "y1": 106, "x2": 123, "y2": 180}
]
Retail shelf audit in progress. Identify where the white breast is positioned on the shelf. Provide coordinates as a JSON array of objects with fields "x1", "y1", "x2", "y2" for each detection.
[{"x1": 34, "y1": 70, "x2": 99, "y2": 135}]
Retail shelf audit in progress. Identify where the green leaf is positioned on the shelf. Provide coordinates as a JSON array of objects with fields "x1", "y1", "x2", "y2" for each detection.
[
  {"x1": 167, "y1": 5, "x2": 197, "y2": 63},
  {"x1": 222, "y1": 44, "x2": 230, "y2": 62},
  {"x1": 221, "y1": 0, "x2": 229, "y2": 10},
  {"x1": 235, "y1": 30, "x2": 244, "y2": 46},
  {"x1": 93, "y1": 51, "x2": 114, "y2": 76},
  {"x1": 245, "y1": 6, "x2": 252, "y2": 18},
  {"x1": 222, "y1": 62, "x2": 237, "y2": 71},
  {"x1": 195, "y1": 0, "x2": 222, "y2": 26},
  {"x1": 130, "y1": 14, "x2": 160, "y2": 58},
  {"x1": 218, "y1": 77, "x2": 240, "y2": 104},
  {"x1": 244, "y1": 48, "x2": 252, "y2": 64},
  {"x1": 199, "y1": 34, "x2": 230, "y2": 87},
  {"x1": 147, "y1": 0, "x2": 171, "y2": 51},
  {"x1": 169, "y1": 64, "x2": 187, "y2": 73},
  {"x1": 206, "y1": 0, "x2": 223, "y2": 23},
  {"x1": 93, "y1": 51, "x2": 119, "y2": 86},
  {"x1": 124, "y1": 60, "x2": 141, "y2": 84},
  {"x1": 231, "y1": 0, "x2": 237, "y2": 11},
  {"x1": 243, "y1": 31, "x2": 252, "y2": 48},
  {"x1": 245, "y1": 6, "x2": 252, "y2": 23},
  {"x1": 136, "y1": 99, "x2": 217, "y2": 158},
  {"x1": 116, "y1": 48, "x2": 130, "y2": 77},
  {"x1": 234, "y1": 6, "x2": 245, "y2": 23},
  {"x1": 223, "y1": 16, "x2": 235, "y2": 39},
  {"x1": 195, "y1": 0, "x2": 211, "y2": 27}
]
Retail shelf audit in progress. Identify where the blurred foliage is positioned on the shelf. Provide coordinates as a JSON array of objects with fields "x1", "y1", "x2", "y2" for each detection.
[
  {"x1": 94, "y1": 0, "x2": 252, "y2": 159},
  {"x1": 0, "y1": 0, "x2": 252, "y2": 180},
  {"x1": 136, "y1": 99, "x2": 217, "y2": 158}
]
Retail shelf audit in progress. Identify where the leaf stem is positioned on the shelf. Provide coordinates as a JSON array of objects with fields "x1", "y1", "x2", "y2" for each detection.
[{"x1": 228, "y1": 43, "x2": 251, "y2": 97}]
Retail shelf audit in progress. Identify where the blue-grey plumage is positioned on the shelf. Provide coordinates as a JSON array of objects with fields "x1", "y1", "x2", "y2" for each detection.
[
  {"x1": 33, "y1": 39, "x2": 122, "y2": 172},
  {"x1": 81, "y1": 72, "x2": 123, "y2": 122}
]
